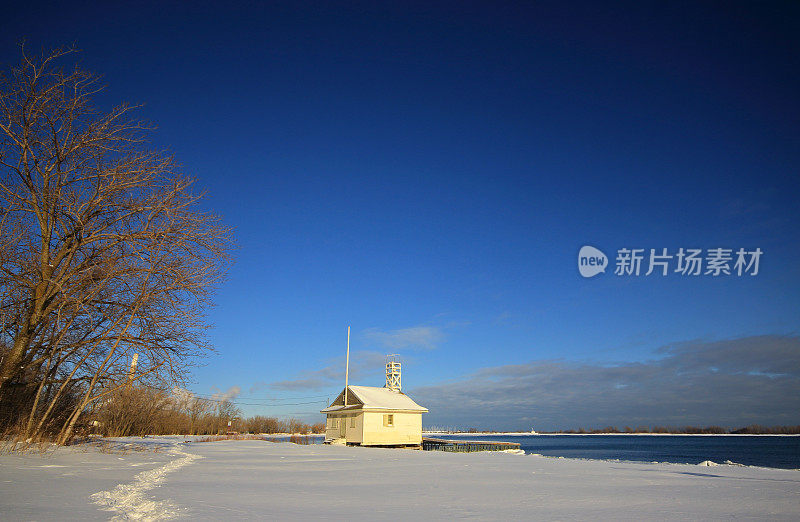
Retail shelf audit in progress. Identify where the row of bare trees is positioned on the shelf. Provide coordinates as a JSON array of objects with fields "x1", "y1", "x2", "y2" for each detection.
[
  {"x1": 0, "y1": 45, "x2": 231, "y2": 445},
  {"x1": 92, "y1": 386, "x2": 324, "y2": 437},
  {"x1": 543, "y1": 426, "x2": 800, "y2": 434},
  {"x1": 554, "y1": 426, "x2": 728, "y2": 434},
  {"x1": 243, "y1": 415, "x2": 323, "y2": 435}
]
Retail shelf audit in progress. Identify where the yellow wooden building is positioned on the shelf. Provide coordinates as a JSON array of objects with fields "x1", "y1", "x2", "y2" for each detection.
[{"x1": 321, "y1": 356, "x2": 427, "y2": 446}]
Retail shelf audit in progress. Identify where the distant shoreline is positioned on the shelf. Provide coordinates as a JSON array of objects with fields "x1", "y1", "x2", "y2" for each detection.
[{"x1": 423, "y1": 431, "x2": 800, "y2": 437}]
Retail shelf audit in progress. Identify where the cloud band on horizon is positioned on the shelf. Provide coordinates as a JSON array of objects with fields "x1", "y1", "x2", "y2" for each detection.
[{"x1": 410, "y1": 335, "x2": 800, "y2": 431}]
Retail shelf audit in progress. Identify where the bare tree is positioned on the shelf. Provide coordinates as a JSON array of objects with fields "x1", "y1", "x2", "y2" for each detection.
[
  {"x1": 215, "y1": 400, "x2": 240, "y2": 434},
  {"x1": 173, "y1": 388, "x2": 210, "y2": 435},
  {"x1": 0, "y1": 44, "x2": 232, "y2": 444}
]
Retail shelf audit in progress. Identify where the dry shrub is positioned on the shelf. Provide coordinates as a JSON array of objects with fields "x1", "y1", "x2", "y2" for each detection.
[
  {"x1": 195, "y1": 433, "x2": 268, "y2": 443},
  {"x1": 0, "y1": 377, "x2": 83, "y2": 445},
  {"x1": 289, "y1": 434, "x2": 310, "y2": 445},
  {"x1": 97, "y1": 387, "x2": 172, "y2": 437}
]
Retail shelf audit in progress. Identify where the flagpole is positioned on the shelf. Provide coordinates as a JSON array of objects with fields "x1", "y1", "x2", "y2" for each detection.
[{"x1": 344, "y1": 326, "x2": 350, "y2": 406}]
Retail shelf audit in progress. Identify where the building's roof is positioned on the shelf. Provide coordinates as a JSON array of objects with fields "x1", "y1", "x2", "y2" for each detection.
[{"x1": 320, "y1": 385, "x2": 428, "y2": 413}]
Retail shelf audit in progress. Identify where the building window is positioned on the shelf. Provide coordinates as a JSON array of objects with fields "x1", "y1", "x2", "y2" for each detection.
[
  {"x1": 383, "y1": 414, "x2": 394, "y2": 427},
  {"x1": 330, "y1": 417, "x2": 337, "y2": 429},
  {"x1": 350, "y1": 415, "x2": 356, "y2": 428}
]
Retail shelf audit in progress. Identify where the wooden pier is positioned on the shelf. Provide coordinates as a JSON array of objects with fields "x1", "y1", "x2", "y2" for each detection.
[{"x1": 422, "y1": 437, "x2": 521, "y2": 453}]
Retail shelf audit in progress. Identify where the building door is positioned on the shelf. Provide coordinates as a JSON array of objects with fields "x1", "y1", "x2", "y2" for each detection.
[{"x1": 340, "y1": 416, "x2": 347, "y2": 438}]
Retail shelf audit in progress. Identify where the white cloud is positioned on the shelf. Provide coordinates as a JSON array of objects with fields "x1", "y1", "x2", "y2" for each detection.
[
  {"x1": 362, "y1": 326, "x2": 444, "y2": 350},
  {"x1": 210, "y1": 386, "x2": 241, "y2": 402},
  {"x1": 270, "y1": 350, "x2": 387, "y2": 391}
]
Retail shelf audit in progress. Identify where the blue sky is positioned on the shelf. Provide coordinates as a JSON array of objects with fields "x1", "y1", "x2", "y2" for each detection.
[{"x1": 4, "y1": 1, "x2": 798, "y2": 429}]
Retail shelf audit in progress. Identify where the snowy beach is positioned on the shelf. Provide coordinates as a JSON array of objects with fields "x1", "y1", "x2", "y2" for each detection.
[{"x1": 2, "y1": 438, "x2": 799, "y2": 520}]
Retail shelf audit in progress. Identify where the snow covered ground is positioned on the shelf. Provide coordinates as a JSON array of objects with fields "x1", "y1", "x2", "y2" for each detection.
[{"x1": 2, "y1": 437, "x2": 799, "y2": 520}]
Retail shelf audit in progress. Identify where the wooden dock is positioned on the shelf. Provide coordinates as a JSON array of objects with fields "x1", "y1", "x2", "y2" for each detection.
[{"x1": 422, "y1": 437, "x2": 521, "y2": 453}]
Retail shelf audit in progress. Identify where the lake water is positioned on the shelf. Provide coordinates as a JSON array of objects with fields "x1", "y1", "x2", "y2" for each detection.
[
  {"x1": 285, "y1": 433, "x2": 799, "y2": 469},
  {"x1": 434, "y1": 434, "x2": 800, "y2": 469}
]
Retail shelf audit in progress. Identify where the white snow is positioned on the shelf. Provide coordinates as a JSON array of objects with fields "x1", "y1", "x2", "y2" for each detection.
[
  {"x1": 0, "y1": 438, "x2": 179, "y2": 520},
  {"x1": 423, "y1": 431, "x2": 800, "y2": 437},
  {"x1": 1, "y1": 437, "x2": 799, "y2": 520},
  {"x1": 90, "y1": 444, "x2": 202, "y2": 520},
  {"x1": 321, "y1": 385, "x2": 428, "y2": 412}
]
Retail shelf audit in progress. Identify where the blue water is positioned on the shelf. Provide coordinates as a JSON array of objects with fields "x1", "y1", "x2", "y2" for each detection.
[{"x1": 434, "y1": 434, "x2": 800, "y2": 469}]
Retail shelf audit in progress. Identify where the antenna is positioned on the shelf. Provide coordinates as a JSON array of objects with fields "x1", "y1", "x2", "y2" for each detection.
[
  {"x1": 344, "y1": 326, "x2": 350, "y2": 406},
  {"x1": 385, "y1": 354, "x2": 401, "y2": 392}
]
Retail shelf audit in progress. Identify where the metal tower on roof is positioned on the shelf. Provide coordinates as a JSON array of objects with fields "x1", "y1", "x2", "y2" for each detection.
[{"x1": 385, "y1": 354, "x2": 401, "y2": 392}]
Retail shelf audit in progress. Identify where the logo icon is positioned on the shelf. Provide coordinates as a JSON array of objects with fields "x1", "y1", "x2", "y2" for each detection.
[{"x1": 578, "y1": 245, "x2": 607, "y2": 278}]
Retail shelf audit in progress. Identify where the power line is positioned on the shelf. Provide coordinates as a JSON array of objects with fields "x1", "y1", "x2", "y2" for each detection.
[
  {"x1": 231, "y1": 394, "x2": 331, "y2": 401},
  {"x1": 206, "y1": 399, "x2": 327, "y2": 406},
  {"x1": 190, "y1": 393, "x2": 330, "y2": 402},
  {"x1": 140, "y1": 383, "x2": 332, "y2": 406},
  {"x1": 186, "y1": 395, "x2": 329, "y2": 405}
]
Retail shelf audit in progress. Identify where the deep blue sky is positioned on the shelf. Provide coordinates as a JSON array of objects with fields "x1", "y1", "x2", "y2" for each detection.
[{"x1": 4, "y1": 2, "x2": 799, "y2": 429}]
